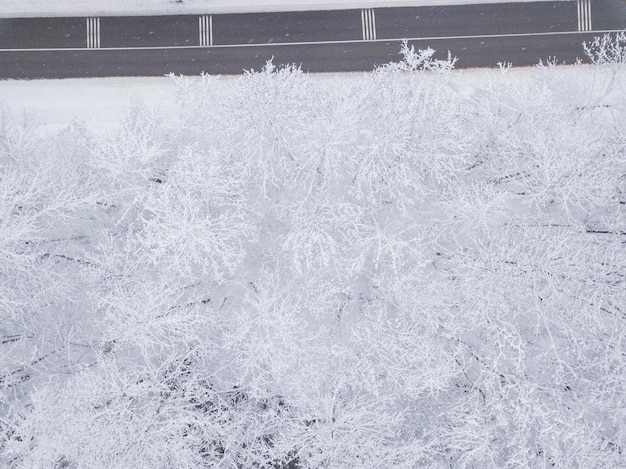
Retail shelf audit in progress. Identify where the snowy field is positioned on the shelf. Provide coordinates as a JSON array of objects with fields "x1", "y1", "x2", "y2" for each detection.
[
  {"x1": 1, "y1": 37, "x2": 625, "y2": 468},
  {"x1": 2, "y1": 0, "x2": 569, "y2": 17}
]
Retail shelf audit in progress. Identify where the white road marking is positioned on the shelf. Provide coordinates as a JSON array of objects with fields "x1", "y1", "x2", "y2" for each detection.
[
  {"x1": 0, "y1": 29, "x2": 621, "y2": 53},
  {"x1": 577, "y1": 0, "x2": 592, "y2": 32},
  {"x1": 86, "y1": 17, "x2": 100, "y2": 48},
  {"x1": 199, "y1": 14, "x2": 213, "y2": 46},
  {"x1": 361, "y1": 9, "x2": 376, "y2": 41}
]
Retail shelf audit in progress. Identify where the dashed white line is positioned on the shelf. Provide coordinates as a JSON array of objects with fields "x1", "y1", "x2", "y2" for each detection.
[
  {"x1": 577, "y1": 0, "x2": 592, "y2": 32},
  {"x1": 199, "y1": 14, "x2": 212, "y2": 46},
  {"x1": 86, "y1": 17, "x2": 100, "y2": 48},
  {"x1": 361, "y1": 9, "x2": 376, "y2": 41}
]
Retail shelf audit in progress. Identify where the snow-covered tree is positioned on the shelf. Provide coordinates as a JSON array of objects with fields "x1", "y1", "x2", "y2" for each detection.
[{"x1": 2, "y1": 36, "x2": 625, "y2": 468}]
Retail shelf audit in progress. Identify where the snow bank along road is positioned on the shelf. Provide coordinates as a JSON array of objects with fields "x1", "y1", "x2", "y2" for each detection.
[{"x1": 1, "y1": 0, "x2": 625, "y2": 78}]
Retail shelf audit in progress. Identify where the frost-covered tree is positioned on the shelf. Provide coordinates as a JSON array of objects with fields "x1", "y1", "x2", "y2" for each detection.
[{"x1": 2, "y1": 36, "x2": 626, "y2": 468}]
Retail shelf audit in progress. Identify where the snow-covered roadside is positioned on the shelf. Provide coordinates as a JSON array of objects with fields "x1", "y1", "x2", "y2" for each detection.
[
  {"x1": 0, "y1": 76, "x2": 178, "y2": 128},
  {"x1": 0, "y1": 68, "x2": 541, "y2": 127},
  {"x1": 1, "y1": 0, "x2": 572, "y2": 18},
  {"x1": 4, "y1": 64, "x2": 602, "y2": 134}
]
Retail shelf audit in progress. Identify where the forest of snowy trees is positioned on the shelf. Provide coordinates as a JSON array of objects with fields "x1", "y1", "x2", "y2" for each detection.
[{"x1": 1, "y1": 34, "x2": 625, "y2": 468}]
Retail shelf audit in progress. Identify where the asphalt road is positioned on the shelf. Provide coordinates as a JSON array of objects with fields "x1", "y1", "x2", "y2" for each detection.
[{"x1": 0, "y1": 1, "x2": 625, "y2": 78}]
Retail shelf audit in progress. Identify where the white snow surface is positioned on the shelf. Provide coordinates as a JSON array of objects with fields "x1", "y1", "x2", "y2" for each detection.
[
  {"x1": 0, "y1": 68, "x2": 536, "y2": 127},
  {"x1": 0, "y1": 76, "x2": 178, "y2": 127},
  {"x1": 1, "y1": 0, "x2": 570, "y2": 17}
]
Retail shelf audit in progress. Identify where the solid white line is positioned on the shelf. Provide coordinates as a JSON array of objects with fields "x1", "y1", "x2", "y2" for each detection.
[
  {"x1": 199, "y1": 16, "x2": 203, "y2": 46},
  {"x1": 361, "y1": 9, "x2": 366, "y2": 41},
  {"x1": 89, "y1": 17, "x2": 93, "y2": 48},
  {"x1": 209, "y1": 15, "x2": 213, "y2": 46},
  {"x1": 204, "y1": 15, "x2": 211, "y2": 46},
  {"x1": 371, "y1": 9, "x2": 376, "y2": 40},
  {"x1": 585, "y1": 0, "x2": 592, "y2": 32},
  {"x1": 1, "y1": 29, "x2": 624, "y2": 53}
]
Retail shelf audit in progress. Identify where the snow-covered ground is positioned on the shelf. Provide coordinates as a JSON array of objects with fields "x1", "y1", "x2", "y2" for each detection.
[
  {"x1": 0, "y1": 76, "x2": 178, "y2": 128},
  {"x1": 0, "y1": 67, "x2": 546, "y2": 136},
  {"x1": 1, "y1": 0, "x2": 570, "y2": 17},
  {"x1": 0, "y1": 69, "x2": 527, "y2": 126}
]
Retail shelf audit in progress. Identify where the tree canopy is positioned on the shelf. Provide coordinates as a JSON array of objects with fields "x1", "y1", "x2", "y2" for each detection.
[{"x1": 1, "y1": 34, "x2": 625, "y2": 468}]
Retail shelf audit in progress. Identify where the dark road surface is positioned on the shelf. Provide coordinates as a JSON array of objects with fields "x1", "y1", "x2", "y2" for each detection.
[
  {"x1": 0, "y1": 1, "x2": 625, "y2": 78},
  {"x1": 376, "y1": 2, "x2": 577, "y2": 38}
]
